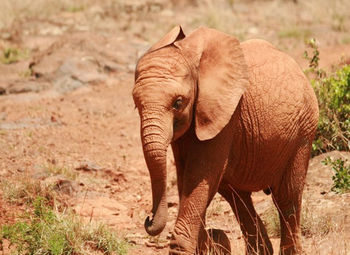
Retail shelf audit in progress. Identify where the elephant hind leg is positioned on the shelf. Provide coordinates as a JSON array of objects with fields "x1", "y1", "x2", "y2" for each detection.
[
  {"x1": 271, "y1": 143, "x2": 312, "y2": 255},
  {"x1": 219, "y1": 186, "x2": 273, "y2": 255},
  {"x1": 207, "y1": 229, "x2": 231, "y2": 255},
  {"x1": 197, "y1": 228, "x2": 231, "y2": 255}
]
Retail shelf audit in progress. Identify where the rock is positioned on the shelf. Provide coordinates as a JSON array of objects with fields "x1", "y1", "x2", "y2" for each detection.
[
  {"x1": 112, "y1": 172, "x2": 127, "y2": 183},
  {"x1": 53, "y1": 75, "x2": 84, "y2": 94},
  {"x1": 27, "y1": 33, "x2": 133, "y2": 95},
  {"x1": 53, "y1": 179, "x2": 76, "y2": 195},
  {"x1": 75, "y1": 161, "x2": 103, "y2": 171},
  {"x1": 0, "y1": 86, "x2": 6, "y2": 95},
  {"x1": 42, "y1": 175, "x2": 78, "y2": 196},
  {"x1": 7, "y1": 79, "x2": 51, "y2": 94},
  {"x1": 54, "y1": 57, "x2": 106, "y2": 84}
]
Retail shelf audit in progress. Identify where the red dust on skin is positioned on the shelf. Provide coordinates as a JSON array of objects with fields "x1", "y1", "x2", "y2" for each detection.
[
  {"x1": 0, "y1": 1, "x2": 350, "y2": 255},
  {"x1": 133, "y1": 26, "x2": 318, "y2": 255}
]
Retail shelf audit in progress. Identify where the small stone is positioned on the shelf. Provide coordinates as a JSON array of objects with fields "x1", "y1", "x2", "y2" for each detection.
[
  {"x1": 145, "y1": 241, "x2": 156, "y2": 247},
  {"x1": 0, "y1": 87, "x2": 6, "y2": 95},
  {"x1": 54, "y1": 179, "x2": 76, "y2": 195},
  {"x1": 51, "y1": 115, "x2": 57, "y2": 122},
  {"x1": 76, "y1": 161, "x2": 103, "y2": 171}
]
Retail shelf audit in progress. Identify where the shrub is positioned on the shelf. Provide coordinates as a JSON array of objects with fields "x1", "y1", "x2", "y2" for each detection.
[
  {"x1": 304, "y1": 39, "x2": 350, "y2": 156},
  {"x1": 323, "y1": 157, "x2": 350, "y2": 193}
]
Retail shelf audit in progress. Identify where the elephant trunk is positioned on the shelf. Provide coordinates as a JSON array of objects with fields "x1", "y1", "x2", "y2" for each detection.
[{"x1": 141, "y1": 113, "x2": 171, "y2": 236}]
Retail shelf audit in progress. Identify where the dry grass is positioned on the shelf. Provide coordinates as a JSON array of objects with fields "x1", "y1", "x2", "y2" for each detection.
[
  {"x1": 188, "y1": 0, "x2": 350, "y2": 48},
  {"x1": 1, "y1": 176, "x2": 55, "y2": 205},
  {"x1": 205, "y1": 191, "x2": 349, "y2": 255},
  {"x1": 0, "y1": 0, "x2": 97, "y2": 29},
  {"x1": 43, "y1": 162, "x2": 78, "y2": 180},
  {"x1": 1, "y1": 0, "x2": 350, "y2": 42}
]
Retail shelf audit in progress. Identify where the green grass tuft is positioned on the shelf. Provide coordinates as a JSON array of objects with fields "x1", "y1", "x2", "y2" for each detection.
[
  {"x1": 0, "y1": 47, "x2": 29, "y2": 64},
  {"x1": 0, "y1": 197, "x2": 129, "y2": 255}
]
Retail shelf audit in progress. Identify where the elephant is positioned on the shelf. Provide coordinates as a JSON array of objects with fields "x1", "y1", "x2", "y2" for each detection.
[{"x1": 132, "y1": 26, "x2": 319, "y2": 255}]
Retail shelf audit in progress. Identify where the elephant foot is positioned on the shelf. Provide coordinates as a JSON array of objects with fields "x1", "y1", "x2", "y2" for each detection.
[
  {"x1": 279, "y1": 243, "x2": 302, "y2": 255},
  {"x1": 169, "y1": 232, "x2": 196, "y2": 255},
  {"x1": 198, "y1": 228, "x2": 231, "y2": 255}
]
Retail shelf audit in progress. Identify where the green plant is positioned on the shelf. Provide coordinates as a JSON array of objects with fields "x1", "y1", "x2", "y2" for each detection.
[
  {"x1": 0, "y1": 47, "x2": 29, "y2": 64},
  {"x1": 304, "y1": 39, "x2": 350, "y2": 155},
  {"x1": 1, "y1": 197, "x2": 129, "y2": 255},
  {"x1": 303, "y1": 38, "x2": 325, "y2": 79},
  {"x1": 323, "y1": 157, "x2": 350, "y2": 193},
  {"x1": 311, "y1": 65, "x2": 350, "y2": 155}
]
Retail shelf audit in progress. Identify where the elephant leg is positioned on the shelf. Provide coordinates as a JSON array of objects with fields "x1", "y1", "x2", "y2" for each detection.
[
  {"x1": 169, "y1": 179, "x2": 218, "y2": 254},
  {"x1": 169, "y1": 128, "x2": 233, "y2": 254},
  {"x1": 204, "y1": 229, "x2": 231, "y2": 255},
  {"x1": 197, "y1": 221, "x2": 208, "y2": 254},
  {"x1": 271, "y1": 143, "x2": 311, "y2": 255},
  {"x1": 272, "y1": 193, "x2": 302, "y2": 255},
  {"x1": 197, "y1": 222, "x2": 231, "y2": 255},
  {"x1": 219, "y1": 186, "x2": 273, "y2": 255}
]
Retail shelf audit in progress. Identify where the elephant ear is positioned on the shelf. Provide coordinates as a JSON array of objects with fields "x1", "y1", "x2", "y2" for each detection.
[
  {"x1": 175, "y1": 27, "x2": 249, "y2": 141},
  {"x1": 148, "y1": 26, "x2": 185, "y2": 53}
]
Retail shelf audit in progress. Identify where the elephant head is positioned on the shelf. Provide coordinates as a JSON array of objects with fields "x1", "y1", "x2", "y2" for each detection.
[{"x1": 132, "y1": 26, "x2": 249, "y2": 236}]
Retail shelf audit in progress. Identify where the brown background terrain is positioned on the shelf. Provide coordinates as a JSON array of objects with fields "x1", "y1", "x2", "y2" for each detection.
[{"x1": 0, "y1": 0, "x2": 350, "y2": 254}]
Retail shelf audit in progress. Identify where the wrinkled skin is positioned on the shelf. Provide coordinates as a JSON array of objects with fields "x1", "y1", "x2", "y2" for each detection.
[{"x1": 132, "y1": 26, "x2": 319, "y2": 255}]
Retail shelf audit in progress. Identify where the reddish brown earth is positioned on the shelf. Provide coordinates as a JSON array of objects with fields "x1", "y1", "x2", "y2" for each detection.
[{"x1": 0, "y1": 1, "x2": 350, "y2": 254}]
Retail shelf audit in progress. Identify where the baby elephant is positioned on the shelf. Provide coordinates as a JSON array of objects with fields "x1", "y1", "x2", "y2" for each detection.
[{"x1": 132, "y1": 26, "x2": 319, "y2": 255}]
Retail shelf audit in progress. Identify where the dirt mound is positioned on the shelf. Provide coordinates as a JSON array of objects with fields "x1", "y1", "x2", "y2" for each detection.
[{"x1": 2, "y1": 33, "x2": 140, "y2": 97}]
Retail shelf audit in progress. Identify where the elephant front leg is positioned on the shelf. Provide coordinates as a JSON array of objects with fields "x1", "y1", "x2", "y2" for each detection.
[
  {"x1": 169, "y1": 180, "x2": 213, "y2": 254},
  {"x1": 170, "y1": 198, "x2": 231, "y2": 255},
  {"x1": 219, "y1": 185, "x2": 273, "y2": 255},
  {"x1": 170, "y1": 159, "x2": 226, "y2": 255},
  {"x1": 169, "y1": 128, "x2": 232, "y2": 254}
]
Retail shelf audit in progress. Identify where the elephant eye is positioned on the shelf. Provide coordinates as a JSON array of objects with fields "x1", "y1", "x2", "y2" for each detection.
[{"x1": 172, "y1": 97, "x2": 183, "y2": 110}]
